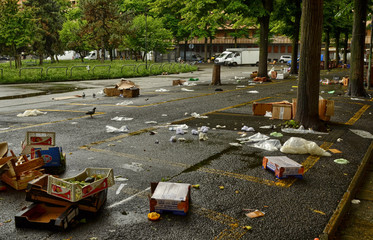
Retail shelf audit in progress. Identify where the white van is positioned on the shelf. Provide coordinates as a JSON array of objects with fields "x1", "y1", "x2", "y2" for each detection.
[{"x1": 84, "y1": 51, "x2": 97, "y2": 60}]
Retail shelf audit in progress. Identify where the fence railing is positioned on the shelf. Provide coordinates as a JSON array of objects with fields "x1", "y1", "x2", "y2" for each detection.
[
  {"x1": 19, "y1": 67, "x2": 43, "y2": 77},
  {"x1": 46, "y1": 66, "x2": 68, "y2": 77}
]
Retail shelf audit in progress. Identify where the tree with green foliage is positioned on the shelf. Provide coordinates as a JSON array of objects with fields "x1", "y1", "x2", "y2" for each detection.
[
  {"x1": 0, "y1": 0, "x2": 36, "y2": 68},
  {"x1": 124, "y1": 14, "x2": 173, "y2": 61},
  {"x1": 179, "y1": 0, "x2": 224, "y2": 62},
  {"x1": 272, "y1": 0, "x2": 301, "y2": 74},
  {"x1": 59, "y1": 8, "x2": 92, "y2": 62},
  {"x1": 80, "y1": 0, "x2": 122, "y2": 62},
  {"x1": 151, "y1": 0, "x2": 190, "y2": 60},
  {"x1": 24, "y1": 0, "x2": 65, "y2": 64}
]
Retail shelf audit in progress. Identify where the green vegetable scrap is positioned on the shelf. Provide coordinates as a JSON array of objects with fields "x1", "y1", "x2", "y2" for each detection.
[
  {"x1": 189, "y1": 78, "x2": 199, "y2": 81},
  {"x1": 270, "y1": 132, "x2": 283, "y2": 137},
  {"x1": 334, "y1": 158, "x2": 349, "y2": 164}
]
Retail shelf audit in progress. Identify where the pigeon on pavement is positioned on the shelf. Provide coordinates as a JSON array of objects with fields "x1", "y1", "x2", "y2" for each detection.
[{"x1": 86, "y1": 107, "x2": 96, "y2": 118}]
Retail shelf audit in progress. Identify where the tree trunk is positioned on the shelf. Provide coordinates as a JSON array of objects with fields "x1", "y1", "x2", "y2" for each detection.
[
  {"x1": 348, "y1": 0, "x2": 368, "y2": 97},
  {"x1": 335, "y1": 31, "x2": 340, "y2": 66},
  {"x1": 324, "y1": 30, "x2": 330, "y2": 70},
  {"x1": 296, "y1": 0, "x2": 325, "y2": 131},
  {"x1": 343, "y1": 31, "x2": 348, "y2": 64},
  {"x1": 234, "y1": 36, "x2": 237, "y2": 48},
  {"x1": 209, "y1": 37, "x2": 213, "y2": 60},
  {"x1": 176, "y1": 40, "x2": 180, "y2": 61},
  {"x1": 184, "y1": 39, "x2": 187, "y2": 62},
  {"x1": 258, "y1": 0, "x2": 273, "y2": 77},
  {"x1": 204, "y1": 37, "x2": 208, "y2": 62},
  {"x1": 290, "y1": 0, "x2": 301, "y2": 75},
  {"x1": 211, "y1": 64, "x2": 221, "y2": 85}
]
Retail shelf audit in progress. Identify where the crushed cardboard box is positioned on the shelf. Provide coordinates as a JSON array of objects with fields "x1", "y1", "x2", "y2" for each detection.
[
  {"x1": 272, "y1": 103, "x2": 292, "y2": 120},
  {"x1": 173, "y1": 80, "x2": 186, "y2": 86},
  {"x1": 292, "y1": 98, "x2": 334, "y2": 121},
  {"x1": 263, "y1": 156, "x2": 304, "y2": 179},
  {"x1": 149, "y1": 182, "x2": 191, "y2": 216},
  {"x1": 104, "y1": 79, "x2": 140, "y2": 98}
]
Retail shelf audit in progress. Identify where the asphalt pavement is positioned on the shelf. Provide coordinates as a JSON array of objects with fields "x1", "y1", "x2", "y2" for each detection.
[{"x1": 0, "y1": 64, "x2": 372, "y2": 240}]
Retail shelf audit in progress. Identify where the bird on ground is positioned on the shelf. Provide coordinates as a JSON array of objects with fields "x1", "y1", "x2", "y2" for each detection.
[
  {"x1": 93, "y1": 93, "x2": 96, "y2": 98},
  {"x1": 86, "y1": 107, "x2": 96, "y2": 118},
  {"x1": 82, "y1": 92, "x2": 85, "y2": 98}
]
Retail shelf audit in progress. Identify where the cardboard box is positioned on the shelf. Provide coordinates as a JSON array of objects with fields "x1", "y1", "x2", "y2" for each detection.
[
  {"x1": 277, "y1": 73, "x2": 284, "y2": 79},
  {"x1": 272, "y1": 104, "x2": 292, "y2": 120},
  {"x1": 32, "y1": 147, "x2": 62, "y2": 167},
  {"x1": 26, "y1": 175, "x2": 107, "y2": 213},
  {"x1": 172, "y1": 80, "x2": 186, "y2": 86},
  {"x1": 22, "y1": 132, "x2": 55, "y2": 154},
  {"x1": 342, "y1": 77, "x2": 349, "y2": 86},
  {"x1": 252, "y1": 102, "x2": 273, "y2": 116},
  {"x1": 149, "y1": 182, "x2": 191, "y2": 216},
  {"x1": 122, "y1": 88, "x2": 140, "y2": 98},
  {"x1": 104, "y1": 88, "x2": 121, "y2": 96},
  {"x1": 116, "y1": 79, "x2": 136, "y2": 90},
  {"x1": 262, "y1": 156, "x2": 304, "y2": 179},
  {"x1": 47, "y1": 168, "x2": 114, "y2": 202},
  {"x1": 292, "y1": 98, "x2": 334, "y2": 121},
  {"x1": 15, "y1": 203, "x2": 79, "y2": 230}
]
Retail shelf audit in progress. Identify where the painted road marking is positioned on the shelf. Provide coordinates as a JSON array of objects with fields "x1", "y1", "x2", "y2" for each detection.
[
  {"x1": 107, "y1": 187, "x2": 151, "y2": 209},
  {"x1": 345, "y1": 104, "x2": 370, "y2": 125},
  {"x1": 0, "y1": 109, "x2": 105, "y2": 133}
]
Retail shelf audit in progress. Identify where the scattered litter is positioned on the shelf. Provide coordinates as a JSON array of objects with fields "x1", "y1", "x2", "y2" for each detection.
[
  {"x1": 106, "y1": 125, "x2": 129, "y2": 133},
  {"x1": 192, "y1": 184, "x2": 200, "y2": 189},
  {"x1": 145, "y1": 121, "x2": 157, "y2": 124},
  {"x1": 191, "y1": 129, "x2": 199, "y2": 135},
  {"x1": 249, "y1": 139, "x2": 282, "y2": 151},
  {"x1": 243, "y1": 226, "x2": 252, "y2": 230},
  {"x1": 311, "y1": 209, "x2": 326, "y2": 215},
  {"x1": 169, "y1": 124, "x2": 188, "y2": 131},
  {"x1": 71, "y1": 122, "x2": 78, "y2": 125},
  {"x1": 149, "y1": 131, "x2": 157, "y2": 135},
  {"x1": 236, "y1": 85, "x2": 247, "y2": 88},
  {"x1": 108, "y1": 144, "x2": 116, "y2": 147},
  {"x1": 17, "y1": 109, "x2": 47, "y2": 117},
  {"x1": 219, "y1": 186, "x2": 224, "y2": 190},
  {"x1": 181, "y1": 88, "x2": 194, "y2": 92},
  {"x1": 122, "y1": 162, "x2": 143, "y2": 172},
  {"x1": 270, "y1": 132, "x2": 283, "y2": 137},
  {"x1": 280, "y1": 137, "x2": 331, "y2": 156},
  {"x1": 334, "y1": 158, "x2": 349, "y2": 164},
  {"x1": 183, "y1": 82, "x2": 197, "y2": 86},
  {"x1": 235, "y1": 76, "x2": 245, "y2": 80},
  {"x1": 0, "y1": 127, "x2": 10, "y2": 131},
  {"x1": 245, "y1": 210, "x2": 265, "y2": 219},
  {"x1": 178, "y1": 138, "x2": 186, "y2": 142},
  {"x1": 328, "y1": 90, "x2": 335, "y2": 94},
  {"x1": 329, "y1": 149, "x2": 342, "y2": 154},
  {"x1": 116, "y1": 101, "x2": 133, "y2": 105},
  {"x1": 260, "y1": 125, "x2": 276, "y2": 129},
  {"x1": 155, "y1": 88, "x2": 169, "y2": 92},
  {"x1": 351, "y1": 98, "x2": 363, "y2": 101},
  {"x1": 191, "y1": 112, "x2": 208, "y2": 118},
  {"x1": 263, "y1": 156, "x2": 304, "y2": 179},
  {"x1": 216, "y1": 125, "x2": 226, "y2": 129},
  {"x1": 199, "y1": 126, "x2": 209, "y2": 133},
  {"x1": 237, "y1": 133, "x2": 270, "y2": 143},
  {"x1": 116, "y1": 183, "x2": 127, "y2": 195},
  {"x1": 264, "y1": 111, "x2": 272, "y2": 118},
  {"x1": 52, "y1": 95, "x2": 82, "y2": 100},
  {"x1": 176, "y1": 127, "x2": 185, "y2": 135},
  {"x1": 281, "y1": 126, "x2": 328, "y2": 135},
  {"x1": 351, "y1": 199, "x2": 361, "y2": 204},
  {"x1": 199, "y1": 132, "x2": 208, "y2": 141},
  {"x1": 215, "y1": 88, "x2": 223, "y2": 91},
  {"x1": 111, "y1": 116, "x2": 134, "y2": 121},
  {"x1": 161, "y1": 114, "x2": 168, "y2": 117},
  {"x1": 230, "y1": 143, "x2": 242, "y2": 147},
  {"x1": 337, "y1": 138, "x2": 343, "y2": 142},
  {"x1": 350, "y1": 129, "x2": 373, "y2": 139},
  {"x1": 247, "y1": 90, "x2": 259, "y2": 94},
  {"x1": 189, "y1": 78, "x2": 199, "y2": 81},
  {"x1": 115, "y1": 177, "x2": 128, "y2": 182},
  {"x1": 169, "y1": 136, "x2": 177, "y2": 142},
  {"x1": 148, "y1": 212, "x2": 161, "y2": 221},
  {"x1": 241, "y1": 126, "x2": 255, "y2": 132}
]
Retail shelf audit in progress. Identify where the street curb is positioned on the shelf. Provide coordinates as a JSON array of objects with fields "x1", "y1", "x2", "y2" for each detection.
[{"x1": 320, "y1": 140, "x2": 373, "y2": 240}]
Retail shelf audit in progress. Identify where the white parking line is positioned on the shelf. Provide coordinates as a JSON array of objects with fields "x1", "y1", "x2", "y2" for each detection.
[{"x1": 107, "y1": 187, "x2": 151, "y2": 209}]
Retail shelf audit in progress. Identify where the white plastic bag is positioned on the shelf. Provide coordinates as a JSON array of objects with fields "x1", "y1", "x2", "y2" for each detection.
[
  {"x1": 106, "y1": 125, "x2": 129, "y2": 133},
  {"x1": 280, "y1": 137, "x2": 331, "y2": 156},
  {"x1": 237, "y1": 133, "x2": 270, "y2": 143},
  {"x1": 349, "y1": 129, "x2": 373, "y2": 139},
  {"x1": 249, "y1": 139, "x2": 282, "y2": 151},
  {"x1": 17, "y1": 109, "x2": 47, "y2": 117}
]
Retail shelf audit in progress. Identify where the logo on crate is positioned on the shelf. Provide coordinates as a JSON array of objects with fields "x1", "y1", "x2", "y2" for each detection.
[{"x1": 41, "y1": 154, "x2": 52, "y2": 164}]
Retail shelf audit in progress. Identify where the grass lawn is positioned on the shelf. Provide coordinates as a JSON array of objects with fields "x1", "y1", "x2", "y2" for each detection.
[{"x1": 0, "y1": 59, "x2": 197, "y2": 84}]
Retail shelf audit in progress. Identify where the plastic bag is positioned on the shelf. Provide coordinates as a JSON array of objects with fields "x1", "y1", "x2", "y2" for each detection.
[
  {"x1": 280, "y1": 137, "x2": 331, "y2": 156},
  {"x1": 249, "y1": 139, "x2": 282, "y2": 151},
  {"x1": 17, "y1": 109, "x2": 47, "y2": 117},
  {"x1": 169, "y1": 124, "x2": 188, "y2": 131},
  {"x1": 237, "y1": 133, "x2": 270, "y2": 143},
  {"x1": 106, "y1": 125, "x2": 129, "y2": 133},
  {"x1": 191, "y1": 112, "x2": 208, "y2": 118},
  {"x1": 349, "y1": 129, "x2": 373, "y2": 139}
]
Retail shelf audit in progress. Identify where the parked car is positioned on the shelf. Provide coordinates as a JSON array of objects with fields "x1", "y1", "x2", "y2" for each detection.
[
  {"x1": 0, "y1": 56, "x2": 10, "y2": 61},
  {"x1": 279, "y1": 55, "x2": 291, "y2": 63}
]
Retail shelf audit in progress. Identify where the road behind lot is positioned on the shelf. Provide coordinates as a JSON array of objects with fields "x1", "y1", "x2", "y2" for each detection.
[{"x1": 0, "y1": 64, "x2": 372, "y2": 240}]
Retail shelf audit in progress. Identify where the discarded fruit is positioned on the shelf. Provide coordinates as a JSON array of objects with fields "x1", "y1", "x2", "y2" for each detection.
[{"x1": 148, "y1": 212, "x2": 160, "y2": 221}]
